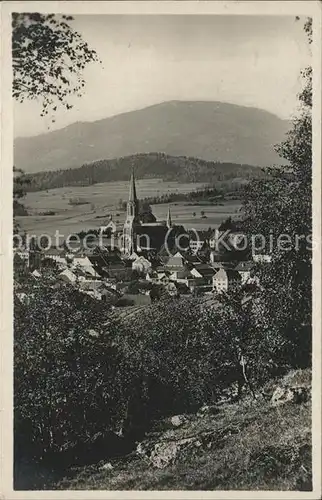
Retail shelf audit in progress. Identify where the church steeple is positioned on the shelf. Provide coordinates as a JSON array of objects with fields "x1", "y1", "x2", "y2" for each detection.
[
  {"x1": 123, "y1": 167, "x2": 140, "y2": 255},
  {"x1": 167, "y1": 205, "x2": 172, "y2": 229},
  {"x1": 129, "y1": 167, "x2": 137, "y2": 203}
]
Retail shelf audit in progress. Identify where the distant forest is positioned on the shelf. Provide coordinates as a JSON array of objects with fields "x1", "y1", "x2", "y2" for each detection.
[{"x1": 21, "y1": 153, "x2": 266, "y2": 193}]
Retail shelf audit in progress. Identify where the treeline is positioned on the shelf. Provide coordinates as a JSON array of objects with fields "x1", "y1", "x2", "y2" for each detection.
[
  {"x1": 22, "y1": 153, "x2": 265, "y2": 193},
  {"x1": 136, "y1": 186, "x2": 243, "y2": 208}
]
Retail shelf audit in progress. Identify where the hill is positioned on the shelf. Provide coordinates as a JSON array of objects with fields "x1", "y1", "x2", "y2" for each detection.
[
  {"x1": 23, "y1": 153, "x2": 265, "y2": 193},
  {"x1": 16, "y1": 369, "x2": 311, "y2": 490},
  {"x1": 14, "y1": 101, "x2": 289, "y2": 173}
]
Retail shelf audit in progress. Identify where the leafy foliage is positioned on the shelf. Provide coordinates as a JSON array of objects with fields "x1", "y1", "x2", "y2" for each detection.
[
  {"x1": 13, "y1": 166, "x2": 30, "y2": 231},
  {"x1": 241, "y1": 18, "x2": 312, "y2": 367},
  {"x1": 12, "y1": 13, "x2": 100, "y2": 117},
  {"x1": 14, "y1": 279, "x2": 118, "y2": 462}
]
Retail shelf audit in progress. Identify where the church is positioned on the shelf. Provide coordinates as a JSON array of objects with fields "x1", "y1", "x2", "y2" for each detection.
[{"x1": 122, "y1": 170, "x2": 187, "y2": 257}]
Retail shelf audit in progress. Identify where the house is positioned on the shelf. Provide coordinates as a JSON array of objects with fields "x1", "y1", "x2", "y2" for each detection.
[
  {"x1": 131, "y1": 255, "x2": 152, "y2": 275},
  {"x1": 169, "y1": 268, "x2": 191, "y2": 283},
  {"x1": 210, "y1": 260, "x2": 232, "y2": 271},
  {"x1": 42, "y1": 247, "x2": 67, "y2": 266},
  {"x1": 165, "y1": 251, "x2": 187, "y2": 268},
  {"x1": 70, "y1": 255, "x2": 99, "y2": 277},
  {"x1": 165, "y1": 251, "x2": 202, "y2": 270},
  {"x1": 189, "y1": 239, "x2": 207, "y2": 254},
  {"x1": 154, "y1": 267, "x2": 171, "y2": 283},
  {"x1": 234, "y1": 261, "x2": 255, "y2": 285},
  {"x1": 252, "y1": 252, "x2": 272, "y2": 263},
  {"x1": 190, "y1": 264, "x2": 216, "y2": 285},
  {"x1": 57, "y1": 268, "x2": 77, "y2": 284},
  {"x1": 72, "y1": 255, "x2": 93, "y2": 268},
  {"x1": 15, "y1": 292, "x2": 34, "y2": 304},
  {"x1": 145, "y1": 270, "x2": 158, "y2": 282},
  {"x1": 88, "y1": 249, "x2": 123, "y2": 276},
  {"x1": 81, "y1": 289, "x2": 103, "y2": 301},
  {"x1": 79, "y1": 280, "x2": 120, "y2": 302},
  {"x1": 213, "y1": 268, "x2": 242, "y2": 293},
  {"x1": 79, "y1": 279, "x2": 103, "y2": 291},
  {"x1": 31, "y1": 269, "x2": 42, "y2": 278}
]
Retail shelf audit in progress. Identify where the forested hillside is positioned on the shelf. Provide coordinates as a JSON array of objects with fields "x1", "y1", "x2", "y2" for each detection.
[{"x1": 22, "y1": 153, "x2": 265, "y2": 192}]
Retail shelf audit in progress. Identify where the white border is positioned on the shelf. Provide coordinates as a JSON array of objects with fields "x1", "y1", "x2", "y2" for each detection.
[{"x1": 1, "y1": 1, "x2": 321, "y2": 499}]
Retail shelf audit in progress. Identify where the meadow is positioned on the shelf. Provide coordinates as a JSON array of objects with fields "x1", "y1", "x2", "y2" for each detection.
[{"x1": 17, "y1": 179, "x2": 241, "y2": 238}]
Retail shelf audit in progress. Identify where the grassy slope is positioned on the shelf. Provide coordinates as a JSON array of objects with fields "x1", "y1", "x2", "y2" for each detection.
[{"x1": 57, "y1": 369, "x2": 311, "y2": 491}]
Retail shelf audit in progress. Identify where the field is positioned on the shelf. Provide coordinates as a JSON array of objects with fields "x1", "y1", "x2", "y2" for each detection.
[{"x1": 17, "y1": 179, "x2": 242, "y2": 238}]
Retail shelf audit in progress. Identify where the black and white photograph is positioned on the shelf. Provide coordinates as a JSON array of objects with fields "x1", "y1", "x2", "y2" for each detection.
[{"x1": 1, "y1": 0, "x2": 321, "y2": 496}]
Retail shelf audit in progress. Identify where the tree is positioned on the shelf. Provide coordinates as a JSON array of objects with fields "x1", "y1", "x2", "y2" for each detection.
[
  {"x1": 12, "y1": 13, "x2": 100, "y2": 118},
  {"x1": 214, "y1": 288, "x2": 288, "y2": 397},
  {"x1": 13, "y1": 167, "x2": 30, "y2": 233},
  {"x1": 14, "y1": 278, "x2": 119, "y2": 465},
  {"x1": 139, "y1": 201, "x2": 157, "y2": 223},
  {"x1": 242, "y1": 17, "x2": 312, "y2": 367}
]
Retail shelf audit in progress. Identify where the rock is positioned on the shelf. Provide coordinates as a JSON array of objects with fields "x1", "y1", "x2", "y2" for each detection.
[
  {"x1": 197, "y1": 404, "x2": 220, "y2": 416},
  {"x1": 149, "y1": 436, "x2": 202, "y2": 468},
  {"x1": 136, "y1": 441, "x2": 153, "y2": 459},
  {"x1": 99, "y1": 462, "x2": 113, "y2": 471},
  {"x1": 150, "y1": 441, "x2": 179, "y2": 468},
  {"x1": 271, "y1": 385, "x2": 310, "y2": 407},
  {"x1": 170, "y1": 415, "x2": 187, "y2": 427}
]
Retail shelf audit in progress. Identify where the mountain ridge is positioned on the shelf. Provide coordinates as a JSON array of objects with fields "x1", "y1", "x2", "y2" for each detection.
[
  {"x1": 14, "y1": 100, "x2": 289, "y2": 173},
  {"x1": 15, "y1": 100, "x2": 289, "y2": 140}
]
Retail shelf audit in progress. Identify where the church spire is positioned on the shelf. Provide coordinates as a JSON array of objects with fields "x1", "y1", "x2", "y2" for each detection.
[
  {"x1": 129, "y1": 166, "x2": 137, "y2": 203},
  {"x1": 167, "y1": 205, "x2": 172, "y2": 228},
  {"x1": 123, "y1": 167, "x2": 140, "y2": 256}
]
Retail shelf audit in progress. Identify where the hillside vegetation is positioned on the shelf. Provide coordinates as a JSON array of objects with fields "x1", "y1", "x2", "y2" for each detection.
[
  {"x1": 21, "y1": 153, "x2": 265, "y2": 193},
  {"x1": 14, "y1": 100, "x2": 289, "y2": 173},
  {"x1": 56, "y1": 369, "x2": 311, "y2": 491}
]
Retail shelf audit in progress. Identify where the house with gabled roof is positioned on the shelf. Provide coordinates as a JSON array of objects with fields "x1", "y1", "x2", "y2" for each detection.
[
  {"x1": 213, "y1": 268, "x2": 242, "y2": 294},
  {"x1": 57, "y1": 268, "x2": 77, "y2": 284},
  {"x1": 190, "y1": 263, "x2": 216, "y2": 285},
  {"x1": 131, "y1": 255, "x2": 152, "y2": 275}
]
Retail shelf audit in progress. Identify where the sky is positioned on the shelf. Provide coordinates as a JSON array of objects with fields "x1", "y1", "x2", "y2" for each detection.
[{"x1": 14, "y1": 15, "x2": 311, "y2": 138}]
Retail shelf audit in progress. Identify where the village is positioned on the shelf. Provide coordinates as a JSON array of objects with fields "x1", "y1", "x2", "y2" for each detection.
[{"x1": 14, "y1": 170, "x2": 271, "y2": 307}]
